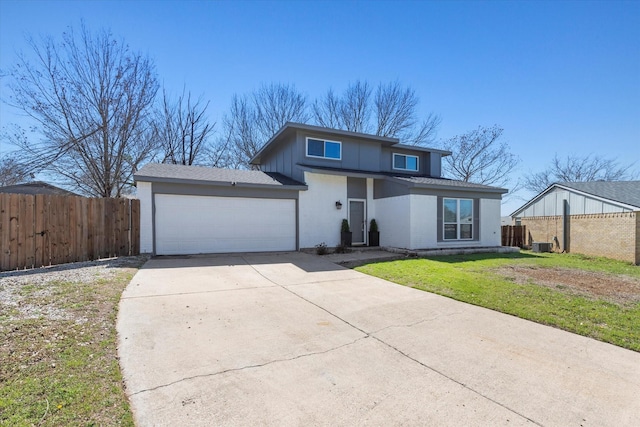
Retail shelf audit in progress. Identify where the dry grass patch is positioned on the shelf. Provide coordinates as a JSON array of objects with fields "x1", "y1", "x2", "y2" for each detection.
[
  {"x1": 0, "y1": 256, "x2": 147, "y2": 426},
  {"x1": 357, "y1": 252, "x2": 640, "y2": 352},
  {"x1": 495, "y1": 265, "x2": 640, "y2": 306}
]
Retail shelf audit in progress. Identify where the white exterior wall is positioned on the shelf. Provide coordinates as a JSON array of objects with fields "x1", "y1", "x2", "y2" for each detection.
[
  {"x1": 137, "y1": 181, "x2": 154, "y2": 253},
  {"x1": 299, "y1": 172, "x2": 347, "y2": 248},
  {"x1": 480, "y1": 198, "x2": 502, "y2": 246},
  {"x1": 374, "y1": 195, "x2": 411, "y2": 248},
  {"x1": 409, "y1": 194, "x2": 437, "y2": 249},
  {"x1": 375, "y1": 194, "x2": 501, "y2": 250},
  {"x1": 366, "y1": 178, "x2": 375, "y2": 225}
]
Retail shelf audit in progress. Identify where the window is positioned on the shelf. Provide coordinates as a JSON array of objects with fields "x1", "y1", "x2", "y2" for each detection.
[
  {"x1": 393, "y1": 153, "x2": 419, "y2": 171},
  {"x1": 443, "y1": 198, "x2": 473, "y2": 240},
  {"x1": 306, "y1": 137, "x2": 341, "y2": 160}
]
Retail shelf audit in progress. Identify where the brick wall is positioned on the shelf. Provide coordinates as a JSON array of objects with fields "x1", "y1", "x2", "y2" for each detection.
[{"x1": 521, "y1": 211, "x2": 639, "y2": 264}]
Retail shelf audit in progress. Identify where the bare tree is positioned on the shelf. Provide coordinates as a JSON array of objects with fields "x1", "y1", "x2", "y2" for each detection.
[
  {"x1": 440, "y1": 125, "x2": 519, "y2": 188},
  {"x1": 340, "y1": 80, "x2": 372, "y2": 133},
  {"x1": 311, "y1": 88, "x2": 342, "y2": 129},
  {"x1": 0, "y1": 152, "x2": 33, "y2": 186},
  {"x1": 223, "y1": 83, "x2": 309, "y2": 167},
  {"x1": 4, "y1": 24, "x2": 158, "y2": 197},
  {"x1": 155, "y1": 88, "x2": 215, "y2": 166},
  {"x1": 254, "y1": 83, "x2": 309, "y2": 137},
  {"x1": 313, "y1": 80, "x2": 440, "y2": 144},
  {"x1": 524, "y1": 154, "x2": 638, "y2": 193}
]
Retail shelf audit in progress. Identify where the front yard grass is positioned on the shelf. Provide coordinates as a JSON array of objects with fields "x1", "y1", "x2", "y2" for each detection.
[
  {"x1": 356, "y1": 252, "x2": 640, "y2": 352},
  {"x1": 0, "y1": 258, "x2": 146, "y2": 426}
]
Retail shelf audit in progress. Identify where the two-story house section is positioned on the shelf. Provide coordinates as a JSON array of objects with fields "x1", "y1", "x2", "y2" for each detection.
[{"x1": 135, "y1": 122, "x2": 507, "y2": 255}]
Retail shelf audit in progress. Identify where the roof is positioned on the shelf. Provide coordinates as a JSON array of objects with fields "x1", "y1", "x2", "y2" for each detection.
[
  {"x1": 391, "y1": 176, "x2": 508, "y2": 193},
  {"x1": 392, "y1": 143, "x2": 451, "y2": 156},
  {"x1": 0, "y1": 181, "x2": 79, "y2": 196},
  {"x1": 297, "y1": 164, "x2": 507, "y2": 193},
  {"x1": 134, "y1": 163, "x2": 307, "y2": 189},
  {"x1": 510, "y1": 181, "x2": 640, "y2": 216},
  {"x1": 249, "y1": 122, "x2": 450, "y2": 164},
  {"x1": 558, "y1": 181, "x2": 640, "y2": 209}
]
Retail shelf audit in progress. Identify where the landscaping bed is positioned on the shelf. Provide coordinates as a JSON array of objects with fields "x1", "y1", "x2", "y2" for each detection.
[
  {"x1": 0, "y1": 256, "x2": 147, "y2": 426},
  {"x1": 356, "y1": 252, "x2": 640, "y2": 352}
]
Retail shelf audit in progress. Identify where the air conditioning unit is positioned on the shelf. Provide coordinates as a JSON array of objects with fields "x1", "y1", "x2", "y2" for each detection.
[{"x1": 532, "y1": 242, "x2": 552, "y2": 253}]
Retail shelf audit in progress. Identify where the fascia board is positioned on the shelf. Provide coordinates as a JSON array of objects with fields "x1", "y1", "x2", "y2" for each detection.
[{"x1": 134, "y1": 175, "x2": 307, "y2": 191}]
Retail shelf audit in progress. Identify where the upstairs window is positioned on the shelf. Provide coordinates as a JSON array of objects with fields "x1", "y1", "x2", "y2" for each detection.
[
  {"x1": 306, "y1": 137, "x2": 341, "y2": 160},
  {"x1": 443, "y1": 198, "x2": 473, "y2": 240},
  {"x1": 393, "y1": 153, "x2": 419, "y2": 171}
]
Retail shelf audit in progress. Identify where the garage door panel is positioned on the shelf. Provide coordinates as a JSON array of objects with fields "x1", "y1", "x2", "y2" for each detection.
[{"x1": 155, "y1": 194, "x2": 296, "y2": 255}]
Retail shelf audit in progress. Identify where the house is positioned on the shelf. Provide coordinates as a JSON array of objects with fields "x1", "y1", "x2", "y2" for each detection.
[
  {"x1": 0, "y1": 181, "x2": 79, "y2": 196},
  {"x1": 511, "y1": 181, "x2": 640, "y2": 264},
  {"x1": 134, "y1": 122, "x2": 507, "y2": 255}
]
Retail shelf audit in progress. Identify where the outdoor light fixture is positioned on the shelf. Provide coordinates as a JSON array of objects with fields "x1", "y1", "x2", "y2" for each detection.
[{"x1": 335, "y1": 201, "x2": 342, "y2": 209}]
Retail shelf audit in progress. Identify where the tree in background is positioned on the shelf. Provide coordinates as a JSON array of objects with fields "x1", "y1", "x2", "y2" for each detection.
[
  {"x1": 313, "y1": 80, "x2": 441, "y2": 145},
  {"x1": 440, "y1": 125, "x2": 519, "y2": 188},
  {"x1": 222, "y1": 83, "x2": 308, "y2": 168},
  {"x1": 5, "y1": 24, "x2": 158, "y2": 197},
  {"x1": 0, "y1": 152, "x2": 33, "y2": 186},
  {"x1": 523, "y1": 154, "x2": 637, "y2": 194},
  {"x1": 155, "y1": 88, "x2": 215, "y2": 166}
]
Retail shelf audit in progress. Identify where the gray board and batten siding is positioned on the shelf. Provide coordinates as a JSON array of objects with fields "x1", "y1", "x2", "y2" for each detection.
[{"x1": 252, "y1": 123, "x2": 448, "y2": 183}]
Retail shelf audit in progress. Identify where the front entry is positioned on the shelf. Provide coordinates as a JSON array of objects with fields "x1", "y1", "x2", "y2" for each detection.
[{"x1": 348, "y1": 199, "x2": 366, "y2": 245}]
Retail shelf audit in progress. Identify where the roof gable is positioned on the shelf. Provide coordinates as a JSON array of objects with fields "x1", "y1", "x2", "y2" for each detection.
[
  {"x1": 511, "y1": 181, "x2": 640, "y2": 216},
  {"x1": 558, "y1": 181, "x2": 640, "y2": 209}
]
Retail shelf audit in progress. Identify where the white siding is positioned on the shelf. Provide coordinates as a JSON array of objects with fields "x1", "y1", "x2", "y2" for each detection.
[
  {"x1": 137, "y1": 181, "x2": 153, "y2": 253},
  {"x1": 480, "y1": 198, "x2": 502, "y2": 246},
  {"x1": 299, "y1": 172, "x2": 347, "y2": 248},
  {"x1": 374, "y1": 195, "x2": 411, "y2": 248},
  {"x1": 366, "y1": 178, "x2": 375, "y2": 226},
  {"x1": 409, "y1": 194, "x2": 437, "y2": 249}
]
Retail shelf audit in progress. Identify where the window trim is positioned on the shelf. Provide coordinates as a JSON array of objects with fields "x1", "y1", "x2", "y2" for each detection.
[
  {"x1": 305, "y1": 137, "x2": 342, "y2": 160},
  {"x1": 392, "y1": 153, "x2": 419, "y2": 172},
  {"x1": 443, "y1": 198, "x2": 474, "y2": 241}
]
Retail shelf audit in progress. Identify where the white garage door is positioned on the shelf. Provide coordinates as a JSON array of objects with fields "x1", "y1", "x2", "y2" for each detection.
[{"x1": 155, "y1": 194, "x2": 296, "y2": 255}]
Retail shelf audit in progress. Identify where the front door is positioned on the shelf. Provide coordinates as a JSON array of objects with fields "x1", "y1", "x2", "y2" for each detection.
[{"x1": 349, "y1": 199, "x2": 366, "y2": 245}]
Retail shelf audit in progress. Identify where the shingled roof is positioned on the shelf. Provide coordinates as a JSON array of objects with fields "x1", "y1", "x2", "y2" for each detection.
[
  {"x1": 392, "y1": 176, "x2": 508, "y2": 193},
  {"x1": 134, "y1": 163, "x2": 307, "y2": 188},
  {"x1": 0, "y1": 182, "x2": 79, "y2": 196},
  {"x1": 559, "y1": 181, "x2": 640, "y2": 209}
]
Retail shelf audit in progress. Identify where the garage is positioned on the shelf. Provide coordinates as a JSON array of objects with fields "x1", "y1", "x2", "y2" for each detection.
[
  {"x1": 154, "y1": 194, "x2": 296, "y2": 255},
  {"x1": 134, "y1": 163, "x2": 306, "y2": 255}
]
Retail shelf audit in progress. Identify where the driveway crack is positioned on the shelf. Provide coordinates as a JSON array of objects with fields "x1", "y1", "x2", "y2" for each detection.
[
  {"x1": 368, "y1": 334, "x2": 544, "y2": 426},
  {"x1": 128, "y1": 335, "x2": 368, "y2": 398},
  {"x1": 369, "y1": 312, "x2": 463, "y2": 335}
]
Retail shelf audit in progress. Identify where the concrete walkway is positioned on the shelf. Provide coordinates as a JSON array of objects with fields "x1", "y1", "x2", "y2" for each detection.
[{"x1": 117, "y1": 252, "x2": 640, "y2": 426}]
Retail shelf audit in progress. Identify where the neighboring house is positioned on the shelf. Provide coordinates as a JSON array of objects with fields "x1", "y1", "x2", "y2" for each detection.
[
  {"x1": 511, "y1": 181, "x2": 640, "y2": 264},
  {"x1": 134, "y1": 122, "x2": 507, "y2": 255},
  {"x1": 0, "y1": 181, "x2": 79, "y2": 196}
]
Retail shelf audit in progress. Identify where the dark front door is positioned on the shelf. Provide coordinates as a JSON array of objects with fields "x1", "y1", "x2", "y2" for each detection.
[{"x1": 349, "y1": 200, "x2": 366, "y2": 245}]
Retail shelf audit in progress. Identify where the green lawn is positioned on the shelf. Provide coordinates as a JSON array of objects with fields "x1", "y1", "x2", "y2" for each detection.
[
  {"x1": 356, "y1": 252, "x2": 640, "y2": 352},
  {"x1": 0, "y1": 259, "x2": 145, "y2": 427}
]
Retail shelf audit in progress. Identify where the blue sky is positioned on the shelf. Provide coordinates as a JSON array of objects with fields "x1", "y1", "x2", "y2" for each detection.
[{"x1": 1, "y1": 0, "x2": 638, "y2": 214}]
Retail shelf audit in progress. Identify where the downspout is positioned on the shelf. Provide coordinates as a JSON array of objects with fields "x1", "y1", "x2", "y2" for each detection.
[{"x1": 562, "y1": 199, "x2": 569, "y2": 253}]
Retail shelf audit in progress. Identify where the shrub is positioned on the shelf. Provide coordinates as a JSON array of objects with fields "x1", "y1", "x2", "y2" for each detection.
[{"x1": 315, "y1": 242, "x2": 328, "y2": 255}]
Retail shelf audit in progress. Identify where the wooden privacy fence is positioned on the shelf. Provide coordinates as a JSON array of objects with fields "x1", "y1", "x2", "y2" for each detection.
[
  {"x1": 501, "y1": 225, "x2": 527, "y2": 248},
  {"x1": 0, "y1": 193, "x2": 140, "y2": 271}
]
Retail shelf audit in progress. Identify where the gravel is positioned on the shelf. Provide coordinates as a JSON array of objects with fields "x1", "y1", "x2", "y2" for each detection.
[{"x1": 0, "y1": 255, "x2": 149, "y2": 321}]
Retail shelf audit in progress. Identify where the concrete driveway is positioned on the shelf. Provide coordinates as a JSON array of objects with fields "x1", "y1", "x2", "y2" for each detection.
[{"x1": 117, "y1": 252, "x2": 640, "y2": 426}]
